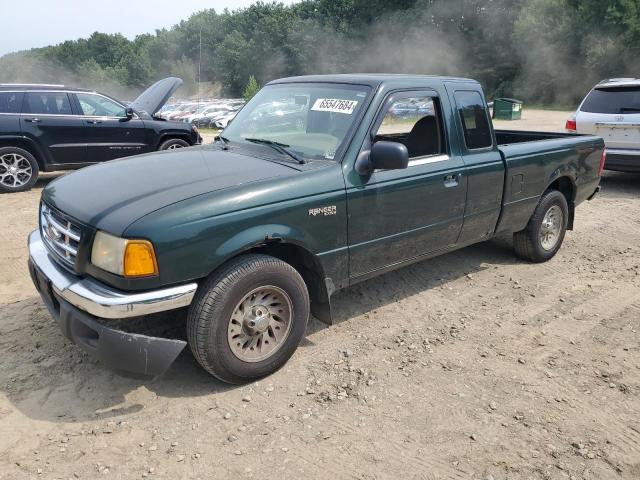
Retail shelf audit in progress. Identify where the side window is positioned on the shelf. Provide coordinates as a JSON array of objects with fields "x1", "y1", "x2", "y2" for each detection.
[
  {"x1": 76, "y1": 93, "x2": 126, "y2": 117},
  {"x1": 374, "y1": 95, "x2": 443, "y2": 159},
  {"x1": 24, "y1": 92, "x2": 72, "y2": 115},
  {"x1": 454, "y1": 90, "x2": 493, "y2": 150},
  {"x1": 0, "y1": 92, "x2": 21, "y2": 113}
]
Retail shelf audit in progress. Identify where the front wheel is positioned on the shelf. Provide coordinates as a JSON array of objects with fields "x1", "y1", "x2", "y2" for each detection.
[
  {"x1": 158, "y1": 138, "x2": 190, "y2": 151},
  {"x1": 513, "y1": 190, "x2": 569, "y2": 263},
  {"x1": 187, "y1": 254, "x2": 310, "y2": 384}
]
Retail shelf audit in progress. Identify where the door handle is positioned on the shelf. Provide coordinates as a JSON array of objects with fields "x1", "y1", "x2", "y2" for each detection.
[
  {"x1": 24, "y1": 118, "x2": 41, "y2": 123},
  {"x1": 444, "y1": 173, "x2": 461, "y2": 188},
  {"x1": 86, "y1": 119, "x2": 102, "y2": 125}
]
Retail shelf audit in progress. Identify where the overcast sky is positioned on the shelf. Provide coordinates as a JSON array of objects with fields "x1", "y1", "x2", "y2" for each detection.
[{"x1": 0, "y1": 0, "x2": 299, "y2": 56}]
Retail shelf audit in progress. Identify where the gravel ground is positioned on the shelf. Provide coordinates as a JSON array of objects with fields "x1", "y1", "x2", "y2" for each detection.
[{"x1": 1, "y1": 110, "x2": 639, "y2": 480}]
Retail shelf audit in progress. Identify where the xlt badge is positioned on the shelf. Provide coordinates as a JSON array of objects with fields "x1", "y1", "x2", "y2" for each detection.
[{"x1": 309, "y1": 205, "x2": 337, "y2": 216}]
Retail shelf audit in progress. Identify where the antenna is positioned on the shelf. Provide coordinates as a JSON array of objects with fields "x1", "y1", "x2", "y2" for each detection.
[{"x1": 198, "y1": 28, "x2": 202, "y2": 108}]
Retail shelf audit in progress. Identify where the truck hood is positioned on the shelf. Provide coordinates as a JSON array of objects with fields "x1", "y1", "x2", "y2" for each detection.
[
  {"x1": 130, "y1": 77, "x2": 182, "y2": 118},
  {"x1": 42, "y1": 146, "x2": 299, "y2": 235}
]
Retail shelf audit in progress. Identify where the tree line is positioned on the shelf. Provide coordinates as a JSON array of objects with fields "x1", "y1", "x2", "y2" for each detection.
[{"x1": 1, "y1": 0, "x2": 639, "y2": 105}]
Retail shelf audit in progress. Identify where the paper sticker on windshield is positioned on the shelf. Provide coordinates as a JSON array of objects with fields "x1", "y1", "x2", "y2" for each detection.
[{"x1": 311, "y1": 98, "x2": 358, "y2": 115}]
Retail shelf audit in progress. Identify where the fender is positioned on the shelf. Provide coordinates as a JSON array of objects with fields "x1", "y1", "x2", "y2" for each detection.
[{"x1": 211, "y1": 224, "x2": 335, "y2": 325}]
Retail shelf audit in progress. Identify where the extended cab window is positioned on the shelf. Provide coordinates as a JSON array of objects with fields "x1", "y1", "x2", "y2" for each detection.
[
  {"x1": 374, "y1": 95, "x2": 443, "y2": 158},
  {"x1": 24, "y1": 92, "x2": 72, "y2": 115},
  {"x1": 0, "y1": 92, "x2": 21, "y2": 113},
  {"x1": 455, "y1": 90, "x2": 493, "y2": 149},
  {"x1": 76, "y1": 93, "x2": 126, "y2": 117}
]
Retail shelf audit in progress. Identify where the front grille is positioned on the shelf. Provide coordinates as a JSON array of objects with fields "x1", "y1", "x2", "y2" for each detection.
[{"x1": 40, "y1": 203, "x2": 81, "y2": 268}]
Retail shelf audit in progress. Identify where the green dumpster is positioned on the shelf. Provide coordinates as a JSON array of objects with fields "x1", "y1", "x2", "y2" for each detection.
[{"x1": 492, "y1": 98, "x2": 523, "y2": 120}]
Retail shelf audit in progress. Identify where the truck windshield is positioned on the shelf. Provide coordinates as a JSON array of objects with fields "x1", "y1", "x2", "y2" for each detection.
[
  {"x1": 581, "y1": 86, "x2": 640, "y2": 114},
  {"x1": 222, "y1": 83, "x2": 370, "y2": 161}
]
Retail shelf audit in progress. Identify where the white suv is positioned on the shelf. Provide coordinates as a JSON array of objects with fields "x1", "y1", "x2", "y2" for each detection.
[{"x1": 567, "y1": 78, "x2": 640, "y2": 172}]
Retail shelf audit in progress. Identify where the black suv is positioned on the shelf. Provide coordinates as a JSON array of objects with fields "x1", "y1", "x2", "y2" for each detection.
[{"x1": 0, "y1": 78, "x2": 201, "y2": 193}]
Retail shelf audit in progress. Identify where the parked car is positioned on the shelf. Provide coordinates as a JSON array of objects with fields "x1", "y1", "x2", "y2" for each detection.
[
  {"x1": 213, "y1": 110, "x2": 239, "y2": 129},
  {"x1": 566, "y1": 77, "x2": 640, "y2": 172},
  {"x1": 163, "y1": 103, "x2": 197, "y2": 120},
  {"x1": 234, "y1": 101, "x2": 306, "y2": 133},
  {"x1": 188, "y1": 104, "x2": 235, "y2": 125},
  {"x1": 28, "y1": 74, "x2": 603, "y2": 383},
  {"x1": 0, "y1": 78, "x2": 201, "y2": 192}
]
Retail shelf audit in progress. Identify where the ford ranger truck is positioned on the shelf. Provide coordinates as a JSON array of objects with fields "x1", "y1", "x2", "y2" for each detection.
[{"x1": 27, "y1": 75, "x2": 604, "y2": 383}]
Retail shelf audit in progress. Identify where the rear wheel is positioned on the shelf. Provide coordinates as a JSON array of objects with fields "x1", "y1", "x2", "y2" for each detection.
[
  {"x1": 158, "y1": 138, "x2": 190, "y2": 151},
  {"x1": 0, "y1": 147, "x2": 39, "y2": 193},
  {"x1": 187, "y1": 254, "x2": 310, "y2": 384},
  {"x1": 513, "y1": 189, "x2": 568, "y2": 262}
]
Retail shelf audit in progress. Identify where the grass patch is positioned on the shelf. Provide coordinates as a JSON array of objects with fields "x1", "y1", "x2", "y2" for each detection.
[{"x1": 199, "y1": 127, "x2": 220, "y2": 135}]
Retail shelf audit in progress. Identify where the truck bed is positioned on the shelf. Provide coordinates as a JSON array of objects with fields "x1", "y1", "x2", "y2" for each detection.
[
  {"x1": 494, "y1": 129, "x2": 604, "y2": 235},
  {"x1": 495, "y1": 129, "x2": 578, "y2": 145}
]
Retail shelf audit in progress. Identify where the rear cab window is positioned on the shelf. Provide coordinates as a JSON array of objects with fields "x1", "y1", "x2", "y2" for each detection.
[
  {"x1": 580, "y1": 87, "x2": 640, "y2": 114},
  {"x1": 373, "y1": 94, "x2": 445, "y2": 161},
  {"x1": 454, "y1": 90, "x2": 493, "y2": 150},
  {"x1": 0, "y1": 92, "x2": 23, "y2": 113}
]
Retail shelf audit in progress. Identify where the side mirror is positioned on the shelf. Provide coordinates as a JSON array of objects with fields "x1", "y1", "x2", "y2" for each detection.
[
  {"x1": 355, "y1": 141, "x2": 409, "y2": 175},
  {"x1": 121, "y1": 107, "x2": 134, "y2": 121}
]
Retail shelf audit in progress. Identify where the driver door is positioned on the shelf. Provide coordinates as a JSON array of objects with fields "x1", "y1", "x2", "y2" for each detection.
[
  {"x1": 346, "y1": 90, "x2": 467, "y2": 280},
  {"x1": 72, "y1": 92, "x2": 150, "y2": 162}
]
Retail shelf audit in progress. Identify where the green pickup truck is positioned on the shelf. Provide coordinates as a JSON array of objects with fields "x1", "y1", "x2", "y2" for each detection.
[{"x1": 28, "y1": 74, "x2": 604, "y2": 383}]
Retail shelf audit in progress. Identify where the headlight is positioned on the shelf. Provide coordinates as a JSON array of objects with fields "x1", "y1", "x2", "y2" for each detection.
[{"x1": 91, "y1": 231, "x2": 158, "y2": 278}]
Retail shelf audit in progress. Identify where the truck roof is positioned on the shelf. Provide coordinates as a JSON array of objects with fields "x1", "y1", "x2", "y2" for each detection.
[{"x1": 268, "y1": 74, "x2": 478, "y2": 88}]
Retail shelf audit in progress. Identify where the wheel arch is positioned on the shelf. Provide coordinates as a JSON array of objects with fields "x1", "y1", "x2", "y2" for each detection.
[
  {"x1": 545, "y1": 175, "x2": 576, "y2": 230},
  {"x1": 156, "y1": 132, "x2": 194, "y2": 149},
  {"x1": 203, "y1": 231, "x2": 334, "y2": 325},
  {"x1": 0, "y1": 136, "x2": 46, "y2": 169}
]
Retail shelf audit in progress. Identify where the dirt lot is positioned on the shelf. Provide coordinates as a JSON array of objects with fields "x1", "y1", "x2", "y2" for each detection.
[{"x1": 1, "y1": 110, "x2": 639, "y2": 480}]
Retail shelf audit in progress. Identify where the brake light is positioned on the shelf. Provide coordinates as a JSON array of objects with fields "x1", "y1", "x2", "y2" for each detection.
[
  {"x1": 566, "y1": 118, "x2": 577, "y2": 131},
  {"x1": 598, "y1": 148, "x2": 606, "y2": 176}
]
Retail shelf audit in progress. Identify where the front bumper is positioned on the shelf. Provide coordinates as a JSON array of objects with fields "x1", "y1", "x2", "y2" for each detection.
[
  {"x1": 28, "y1": 230, "x2": 197, "y2": 319},
  {"x1": 28, "y1": 229, "x2": 198, "y2": 377}
]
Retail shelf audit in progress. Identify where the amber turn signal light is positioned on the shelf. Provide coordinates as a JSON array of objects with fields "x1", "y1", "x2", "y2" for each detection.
[{"x1": 123, "y1": 240, "x2": 158, "y2": 278}]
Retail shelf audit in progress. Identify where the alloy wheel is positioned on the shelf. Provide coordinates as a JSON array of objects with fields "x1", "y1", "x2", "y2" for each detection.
[{"x1": 0, "y1": 153, "x2": 32, "y2": 189}]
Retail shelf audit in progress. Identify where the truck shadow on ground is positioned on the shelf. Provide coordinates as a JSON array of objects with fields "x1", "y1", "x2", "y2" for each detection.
[
  {"x1": 0, "y1": 234, "x2": 520, "y2": 424},
  {"x1": 309, "y1": 236, "x2": 518, "y2": 330}
]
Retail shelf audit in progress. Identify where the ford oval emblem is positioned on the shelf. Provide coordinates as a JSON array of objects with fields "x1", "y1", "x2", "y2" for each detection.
[{"x1": 47, "y1": 223, "x2": 62, "y2": 240}]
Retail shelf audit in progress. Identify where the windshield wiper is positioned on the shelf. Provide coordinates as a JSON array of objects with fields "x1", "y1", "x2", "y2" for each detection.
[
  {"x1": 216, "y1": 135, "x2": 230, "y2": 150},
  {"x1": 244, "y1": 138, "x2": 305, "y2": 164},
  {"x1": 620, "y1": 107, "x2": 640, "y2": 113}
]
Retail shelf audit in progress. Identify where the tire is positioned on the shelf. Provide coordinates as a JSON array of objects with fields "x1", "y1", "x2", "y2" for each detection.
[
  {"x1": 513, "y1": 189, "x2": 569, "y2": 263},
  {"x1": 187, "y1": 254, "x2": 310, "y2": 384},
  {"x1": 0, "y1": 146, "x2": 39, "y2": 193},
  {"x1": 158, "y1": 138, "x2": 190, "y2": 151}
]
